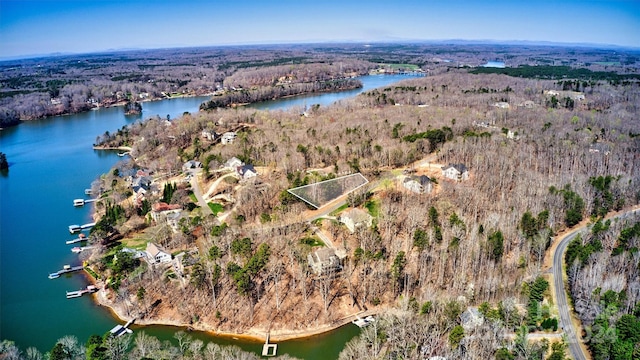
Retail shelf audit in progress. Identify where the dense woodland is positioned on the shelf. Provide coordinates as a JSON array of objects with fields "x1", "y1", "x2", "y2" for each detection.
[
  {"x1": 3, "y1": 44, "x2": 640, "y2": 359},
  {"x1": 2, "y1": 43, "x2": 639, "y2": 127},
  {"x1": 89, "y1": 63, "x2": 640, "y2": 359}
]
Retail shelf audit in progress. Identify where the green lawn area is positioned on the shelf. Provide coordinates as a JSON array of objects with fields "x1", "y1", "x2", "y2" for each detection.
[
  {"x1": 365, "y1": 199, "x2": 380, "y2": 217},
  {"x1": 386, "y1": 63, "x2": 420, "y2": 71},
  {"x1": 189, "y1": 193, "x2": 197, "y2": 202},
  {"x1": 208, "y1": 202, "x2": 224, "y2": 215},
  {"x1": 300, "y1": 236, "x2": 324, "y2": 247},
  {"x1": 329, "y1": 203, "x2": 349, "y2": 216}
]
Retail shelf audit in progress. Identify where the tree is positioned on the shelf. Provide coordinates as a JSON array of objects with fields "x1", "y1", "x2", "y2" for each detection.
[
  {"x1": 487, "y1": 230, "x2": 504, "y2": 261},
  {"x1": 0, "y1": 152, "x2": 8, "y2": 170},
  {"x1": 449, "y1": 325, "x2": 465, "y2": 349}
]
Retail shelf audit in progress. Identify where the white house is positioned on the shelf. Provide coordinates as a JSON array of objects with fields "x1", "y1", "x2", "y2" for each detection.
[
  {"x1": 403, "y1": 175, "x2": 433, "y2": 194},
  {"x1": 182, "y1": 160, "x2": 202, "y2": 172},
  {"x1": 224, "y1": 157, "x2": 244, "y2": 170},
  {"x1": 340, "y1": 208, "x2": 373, "y2": 233},
  {"x1": 221, "y1": 132, "x2": 237, "y2": 144},
  {"x1": 237, "y1": 164, "x2": 258, "y2": 180},
  {"x1": 308, "y1": 247, "x2": 342, "y2": 275},
  {"x1": 146, "y1": 242, "x2": 172, "y2": 264},
  {"x1": 442, "y1": 164, "x2": 469, "y2": 181}
]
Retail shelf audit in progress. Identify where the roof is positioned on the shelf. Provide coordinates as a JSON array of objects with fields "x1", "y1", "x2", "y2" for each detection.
[
  {"x1": 342, "y1": 208, "x2": 373, "y2": 223},
  {"x1": 442, "y1": 163, "x2": 468, "y2": 173},
  {"x1": 310, "y1": 247, "x2": 337, "y2": 264},
  {"x1": 146, "y1": 242, "x2": 166, "y2": 257},
  {"x1": 404, "y1": 175, "x2": 431, "y2": 186},
  {"x1": 152, "y1": 202, "x2": 182, "y2": 212}
]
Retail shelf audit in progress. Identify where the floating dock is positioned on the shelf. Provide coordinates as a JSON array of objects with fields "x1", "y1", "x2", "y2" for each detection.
[
  {"x1": 73, "y1": 198, "x2": 97, "y2": 207},
  {"x1": 66, "y1": 234, "x2": 87, "y2": 244},
  {"x1": 261, "y1": 333, "x2": 277, "y2": 357},
  {"x1": 69, "y1": 222, "x2": 95, "y2": 233},
  {"x1": 48, "y1": 264, "x2": 84, "y2": 279},
  {"x1": 71, "y1": 246, "x2": 94, "y2": 253},
  {"x1": 66, "y1": 285, "x2": 98, "y2": 299},
  {"x1": 110, "y1": 319, "x2": 135, "y2": 337},
  {"x1": 352, "y1": 315, "x2": 375, "y2": 328}
]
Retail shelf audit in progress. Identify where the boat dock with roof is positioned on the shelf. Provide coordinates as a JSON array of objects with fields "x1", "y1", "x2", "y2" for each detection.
[{"x1": 48, "y1": 264, "x2": 84, "y2": 279}]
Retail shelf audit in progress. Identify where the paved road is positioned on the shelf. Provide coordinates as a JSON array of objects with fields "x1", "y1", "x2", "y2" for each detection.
[
  {"x1": 553, "y1": 207, "x2": 640, "y2": 360},
  {"x1": 553, "y1": 226, "x2": 587, "y2": 360},
  {"x1": 188, "y1": 170, "x2": 212, "y2": 216}
]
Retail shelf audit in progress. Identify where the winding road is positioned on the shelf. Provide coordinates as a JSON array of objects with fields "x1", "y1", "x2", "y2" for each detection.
[{"x1": 552, "y1": 207, "x2": 640, "y2": 360}]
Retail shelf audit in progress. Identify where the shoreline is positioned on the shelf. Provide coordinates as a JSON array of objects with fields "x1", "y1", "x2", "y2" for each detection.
[{"x1": 91, "y1": 283, "x2": 373, "y2": 343}]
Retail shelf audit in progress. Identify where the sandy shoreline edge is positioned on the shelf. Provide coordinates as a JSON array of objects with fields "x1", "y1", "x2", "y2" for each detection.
[{"x1": 90, "y1": 283, "x2": 375, "y2": 343}]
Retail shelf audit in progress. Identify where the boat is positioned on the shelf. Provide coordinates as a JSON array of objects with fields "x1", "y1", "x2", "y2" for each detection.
[
  {"x1": 352, "y1": 315, "x2": 375, "y2": 328},
  {"x1": 48, "y1": 273, "x2": 60, "y2": 279},
  {"x1": 84, "y1": 189, "x2": 93, "y2": 195},
  {"x1": 69, "y1": 225, "x2": 81, "y2": 233},
  {"x1": 73, "y1": 199, "x2": 85, "y2": 206}
]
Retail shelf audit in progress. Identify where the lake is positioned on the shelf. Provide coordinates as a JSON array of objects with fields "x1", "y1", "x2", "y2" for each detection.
[{"x1": 0, "y1": 74, "x2": 417, "y2": 358}]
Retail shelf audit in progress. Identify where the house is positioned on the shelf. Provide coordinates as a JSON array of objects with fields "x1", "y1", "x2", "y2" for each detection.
[
  {"x1": 460, "y1": 307, "x2": 484, "y2": 331},
  {"x1": 308, "y1": 247, "x2": 342, "y2": 275},
  {"x1": 403, "y1": 175, "x2": 433, "y2": 194},
  {"x1": 224, "y1": 157, "x2": 244, "y2": 170},
  {"x1": 340, "y1": 208, "x2": 374, "y2": 233},
  {"x1": 145, "y1": 242, "x2": 172, "y2": 264},
  {"x1": 150, "y1": 202, "x2": 183, "y2": 232},
  {"x1": 182, "y1": 160, "x2": 202, "y2": 172},
  {"x1": 237, "y1": 164, "x2": 257, "y2": 180},
  {"x1": 442, "y1": 164, "x2": 469, "y2": 181},
  {"x1": 201, "y1": 130, "x2": 218, "y2": 141},
  {"x1": 521, "y1": 100, "x2": 535, "y2": 109},
  {"x1": 131, "y1": 175, "x2": 152, "y2": 194},
  {"x1": 221, "y1": 132, "x2": 237, "y2": 144}
]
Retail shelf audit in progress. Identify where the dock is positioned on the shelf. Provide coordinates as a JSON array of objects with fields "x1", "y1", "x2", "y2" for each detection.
[
  {"x1": 261, "y1": 332, "x2": 277, "y2": 357},
  {"x1": 73, "y1": 198, "x2": 97, "y2": 207},
  {"x1": 69, "y1": 222, "x2": 95, "y2": 233},
  {"x1": 48, "y1": 264, "x2": 84, "y2": 279},
  {"x1": 66, "y1": 285, "x2": 98, "y2": 299},
  {"x1": 110, "y1": 319, "x2": 135, "y2": 337},
  {"x1": 352, "y1": 315, "x2": 375, "y2": 328},
  {"x1": 66, "y1": 234, "x2": 87, "y2": 244},
  {"x1": 71, "y1": 246, "x2": 94, "y2": 253}
]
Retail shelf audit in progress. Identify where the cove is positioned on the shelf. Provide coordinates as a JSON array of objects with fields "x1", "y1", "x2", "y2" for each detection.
[{"x1": 0, "y1": 74, "x2": 417, "y2": 359}]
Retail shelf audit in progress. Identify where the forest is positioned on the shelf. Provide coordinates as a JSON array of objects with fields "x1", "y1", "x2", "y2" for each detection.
[
  {"x1": 2, "y1": 42, "x2": 638, "y2": 127},
  {"x1": 86, "y1": 58, "x2": 640, "y2": 359}
]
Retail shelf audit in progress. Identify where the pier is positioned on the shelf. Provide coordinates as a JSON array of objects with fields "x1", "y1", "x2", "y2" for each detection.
[
  {"x1": 66, "y1": 285, "x2": 98, "y2": 299},
  {"x1": 261, "y1": 332, "x2": 277, "y2": 357},
  {"x1": 48, "y1": 265, "x2": 84, "y2": 279},
  {"x1": 352, "y1": 315, "x2": 375, "y2": 328},
  {"x1": 110, "y1": 319, "x2": 135, "y2": 337},
  {"x1": 66, "y1": 234, "x2": 87, "y2": 244},
  {"x1": 73, "y1": 198, "x2": 97, "y2": 207},
  {"x1": 69, "y1": 222, "x2": 95, "y2": 233},
  {"x1": 71, "y1": 246, "x2": 94, "y2": 253}
]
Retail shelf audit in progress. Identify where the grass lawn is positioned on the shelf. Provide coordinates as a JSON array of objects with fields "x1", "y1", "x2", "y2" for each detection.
[
  {"x1": 189, "y1": 193, "x2": 197, "y2": 202},
  {"x1": 300, "y1": 236, "x2": 324, "y2": 247},
  {"x1": 208, "y1": 202, "x2": 224, "y2": 215},
  {"x1": 365, "y1": 199, "x2": 380, "y2": 217},
  {"x1": 329, "y1": 203, "x2": 349, "y2": 216},
  {"x1": 386, "y1": 63, "x2": 420, "y2": 71}
]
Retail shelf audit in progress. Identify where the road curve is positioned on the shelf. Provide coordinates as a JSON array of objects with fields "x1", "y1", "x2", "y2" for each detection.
[
  {"x1": 553, "y1": 226, "x2": 587, "y2": 360},
  {"x1": 553, "y1": 207, "x2": 640, "y2": 360}
]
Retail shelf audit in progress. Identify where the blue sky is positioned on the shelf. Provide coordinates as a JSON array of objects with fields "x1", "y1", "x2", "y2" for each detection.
[{"x1": 1, "y1": 0, "x2": 639, "y2": 58}]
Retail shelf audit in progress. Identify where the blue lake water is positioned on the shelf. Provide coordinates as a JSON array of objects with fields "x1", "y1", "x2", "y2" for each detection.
[{"x1": 0, "y1": 74, "x2": 417, "y2": 358}]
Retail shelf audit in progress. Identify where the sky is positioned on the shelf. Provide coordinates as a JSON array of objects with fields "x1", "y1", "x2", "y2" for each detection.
[{"x1": 0, "y1": 0, "x2": 639, "y2": 58}]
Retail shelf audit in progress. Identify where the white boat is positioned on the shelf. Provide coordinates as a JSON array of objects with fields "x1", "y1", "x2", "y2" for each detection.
[
  {"x1": 73, "y1": 199, "x2": 85, "y2": 206},
  {"x1": 69, "y1": 225, "x2": 81, "y2": 233}
]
